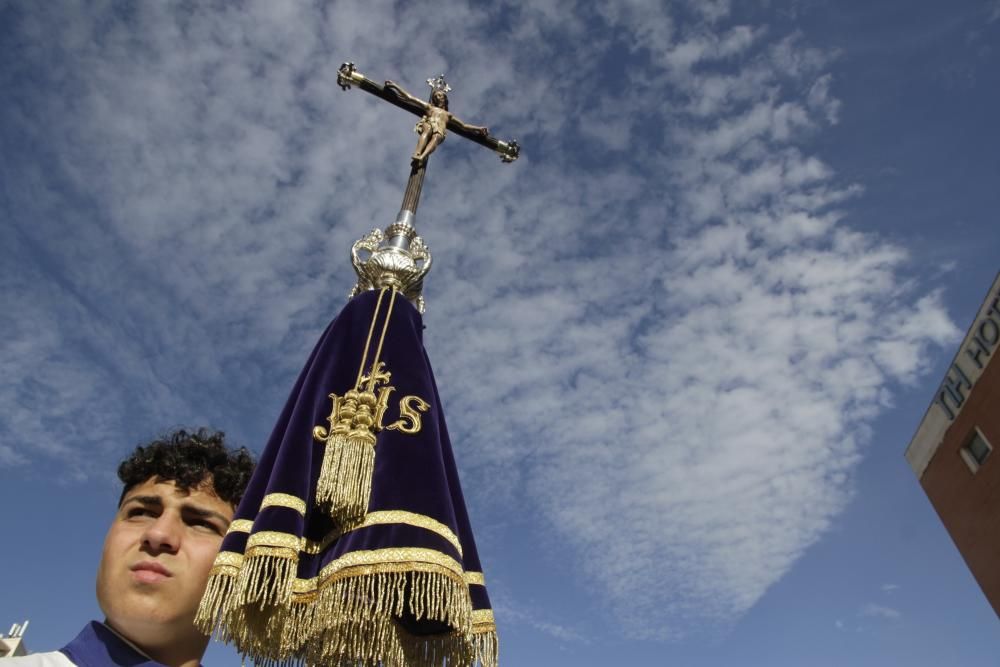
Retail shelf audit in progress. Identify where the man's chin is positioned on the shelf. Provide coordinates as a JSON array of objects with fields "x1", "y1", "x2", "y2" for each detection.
[{"x1": 109, "y1": 589, "x2": 189, "y2": 630}]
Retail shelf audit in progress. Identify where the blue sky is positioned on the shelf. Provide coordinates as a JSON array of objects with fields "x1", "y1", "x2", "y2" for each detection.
[{"x1": 1, "y1": 1, "x2": 999, "y2": 665}]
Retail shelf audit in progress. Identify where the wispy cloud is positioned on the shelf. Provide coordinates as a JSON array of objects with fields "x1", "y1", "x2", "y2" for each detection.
[
  {"x1": 0, "y1": 0, "x2": 955, "y2": 641},
  {"x1": 860, "y1": 603, "x2": 902, "y2": 620},
  {"x1": 493, "y1": 596, "x2": 589, "y2": 645},
  {"x1": 989, "y1": 1, "x2": 1000, "y2": 23}
]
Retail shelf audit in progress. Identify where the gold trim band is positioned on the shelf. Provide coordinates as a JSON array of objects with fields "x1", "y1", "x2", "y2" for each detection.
[
  {"x1": 318, "y1": 547, "x2": 464, "y2": 582},
  {"x1": 209, "y1": 550, "x2": 245, "y2": 575},
  {"x1": 464, "y1": 571, "x2": 485, "y2": 586},
  {"x1": 226, "y1": 519, "x2": 254, "y2": 535},
  {"x1": 247, "y1": 530, "x2": 303, "y2": 552},
  {"x1": 212, "y1": 550, "x2": 245, "y2": 568},
  {"x1": 303, "y1": 510, "x2": 462, "y2": 556},
  {"x1": 260, "y1": 493, "x2": 307, "y2": 516},
  {"x1": 471, "y1": 608, "x2": 496, "y2": 631},
  {"x1": 292, "y1": 560, "x2": 463, "y2": 600},
  {"x1": 226, "y1": 540, "x2": 465, "y2": 596}
]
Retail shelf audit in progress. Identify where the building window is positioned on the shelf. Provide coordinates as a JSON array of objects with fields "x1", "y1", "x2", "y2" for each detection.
[{"x1": 960, "y1": 429, "x2": 992, "y2": 473}]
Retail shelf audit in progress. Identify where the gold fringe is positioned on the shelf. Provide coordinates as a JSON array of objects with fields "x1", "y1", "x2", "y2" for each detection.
[
  {"x1": 224, "y1": 601, "x2": 300, "y2": 661},
  {"x1": 288, "y1": 568, "x2": 472, "y2": 649},
  {"x1": 235, "y1": 550, "x2": 298, "y2": 609},
  {"x1": 210, "y1": 566, "x2": 479, "y2": 665},
  {"x1": 399, "y1": 630, "x2": 477, "y2": 667},
  {"x1": 315, "y1": 428, "x2": 376, "y2": 526},
  {"x1": 231, "y1": 624, "x2": 493, "y2": 667},
  {"x1": 195, "y1": 569, "x2": 237, "y2": 636},
  {"x1": 472, "y1": 628, "x2": 499, "y2": 667},
  {"x1": 289, "y1": 618, "x2": 484, "y2": 667}
]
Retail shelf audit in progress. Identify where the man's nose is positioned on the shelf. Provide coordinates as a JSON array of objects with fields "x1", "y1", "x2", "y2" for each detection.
[{"x1": 141, "y1": 513, "x2": 181, "y2": 554}]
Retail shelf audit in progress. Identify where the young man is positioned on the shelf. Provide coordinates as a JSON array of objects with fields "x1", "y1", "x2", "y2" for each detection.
[{"x1": 9, "y1": 429, "x2": 254, "y2": 667}]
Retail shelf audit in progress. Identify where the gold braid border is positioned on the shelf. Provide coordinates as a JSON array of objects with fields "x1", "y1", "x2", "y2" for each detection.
[
  {"x1": 197, "y1": 548, "x2": 495, "y2": 666},
  {"x1": 221, "y1": 510, "x2": 463, "y2": 557}
]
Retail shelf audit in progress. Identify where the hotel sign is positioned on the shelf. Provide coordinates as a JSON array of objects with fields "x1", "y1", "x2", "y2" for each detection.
[
  {"x1": 906, "y1": 272, "x2": 1000, "y2": 479},
  {"x1": 935, "y1": 284, "x2": 1000, "y2": 421}
]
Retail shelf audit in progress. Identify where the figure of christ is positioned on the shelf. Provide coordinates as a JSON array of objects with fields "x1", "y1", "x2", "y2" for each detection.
[{"x1": 384, "y1": 81, "x2": 489, "y2": 163}]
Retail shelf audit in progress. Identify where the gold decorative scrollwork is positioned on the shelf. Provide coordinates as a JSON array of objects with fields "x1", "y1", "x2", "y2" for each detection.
[{"x1": 349, "y1": 227, "x2": 432, "y2": 313}]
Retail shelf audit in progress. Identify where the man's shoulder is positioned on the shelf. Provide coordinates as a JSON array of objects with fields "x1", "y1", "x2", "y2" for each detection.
[{"x1": 3, "y1": 651, "x2": 76, "y2": 667}]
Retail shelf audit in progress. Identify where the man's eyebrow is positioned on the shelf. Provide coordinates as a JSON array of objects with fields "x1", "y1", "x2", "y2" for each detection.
[
  {"x1": 122, "y1": 495, "x2": 163, "y2": 508},
  {"x1": 180, "y1": 504, "x2": 231, "y2": 525},
  {"x1": 120, "y1": 495, "x2": 229, "y2": 525}
]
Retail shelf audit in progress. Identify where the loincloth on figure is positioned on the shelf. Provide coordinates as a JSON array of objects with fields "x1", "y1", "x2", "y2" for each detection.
[{"x1": 414, "y1": 114, "x2": 447, "y2": 139}]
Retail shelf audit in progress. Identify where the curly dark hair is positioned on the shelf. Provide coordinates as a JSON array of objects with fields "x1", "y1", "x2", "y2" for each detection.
[{"x1": 117, "y1": 428, "x2": 255, "y2": 508}]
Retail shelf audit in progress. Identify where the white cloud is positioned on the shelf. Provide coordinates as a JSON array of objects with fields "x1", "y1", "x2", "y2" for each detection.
[
  {"x1": 808, "y1": 74, "x2": 842, "y2": 125},
  {"x1": 577, "y1": 97, "x2": 633, "y2": 151},
  {"x1": 860, "y1": 603, "x2": 902, "y2": 620},
  {"x1": 0, "y1": 444, "x2": 27, "y2": 467},
  {"x1": 690, "y1": 0, "x2": 732, "y2": 24},
  {"x1": 0, "y1": 0, "x2": 956, "y2": 642},
  {"x1": 494, "y1": 597, "x2": 589, "y2": 644},
  {"x1": 663, "y1": 25, "x2": 763, "y2": 71}
]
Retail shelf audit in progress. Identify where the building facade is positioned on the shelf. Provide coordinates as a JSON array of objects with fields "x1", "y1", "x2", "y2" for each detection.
[{"x1": 906, "y1": 271, "x2": 1000, "y2": 616}]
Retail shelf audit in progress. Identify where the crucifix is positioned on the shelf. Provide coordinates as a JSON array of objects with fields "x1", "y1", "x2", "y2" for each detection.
[{"x1": 336, "y1": 62, "x2": 520, "y2": 313}]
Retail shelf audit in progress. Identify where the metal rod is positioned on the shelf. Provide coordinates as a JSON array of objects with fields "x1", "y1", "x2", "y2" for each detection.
[{"x1": 400, "y1": 161, "x2": 426, "y2": 215}]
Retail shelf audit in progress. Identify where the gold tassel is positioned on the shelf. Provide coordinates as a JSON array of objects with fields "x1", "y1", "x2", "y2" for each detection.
[
  {"x1": 315, "y1": 426, "x2": 376, "y2": 526},
  {"x1": 311, "y1": 287, "x2": 399, "y2": 526}
]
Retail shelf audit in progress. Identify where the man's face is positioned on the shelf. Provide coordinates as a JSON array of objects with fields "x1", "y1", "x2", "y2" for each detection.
[{"x1": 96, "y1": 477, "x2": 233, "y2": 649}]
